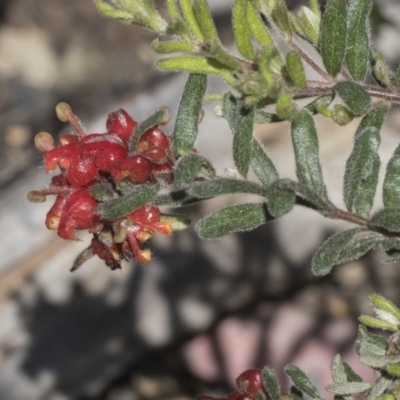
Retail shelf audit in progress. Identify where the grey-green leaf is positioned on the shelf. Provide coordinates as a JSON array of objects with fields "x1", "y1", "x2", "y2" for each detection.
[
  {"x1": 312, "y1": 228, "x2": 365, "y2": 276},
  {"x1": 326, "y1": 382, "x2": 371, "y2": 395},
  {"x1": 233, "y1": 106, "x2": 254, "y2": 177},
  {"x1": 189, "y1": 178, "x2": 266, "y2": 198},
  {"x1": 383, "y1": 145, "x2": 400, "y2": 208},
  {"x1": 355, "y1": 105, "x2": 389, "y2": 139},
  {"x1": 291, "y1": 110, "x2": 327, "y2": 199},
  {"x1": 343, "y1": 126, "x2": 380, "y2": 214},
  {"x1": 346, "y1": 0, "x2": 372, "y2": 81},
  {"x1": 196, "y1": 202, "x2": 274, "y2": 239},
  {"x1": 262, "y1": 367, "x2": 282, "y2": 400},
  {"x1": 267, "y1": 180, "x2": 296, "y2": 217},
  {"x1": 370, "y1": 208, "x2": 400, "y2": 233},
  {"x1": 173, "y1": 73, "x2": 207, "y2": 157},
  {"x1": 175, "y1": 153, "x2": 215, "y2": 188},
  {"x1": 251, "y1": 138, "x2": 279, "y2": 187},
  {"x1": 319, "y1": 0, "x2": 347, "y2": 77},
  {"x1": 335, "y1": 81, "x2": 371, "y2": 116},
  {"x1": 129, "y1": 108, "x2": 170, "y2": 154},
  {"x1": 98, "y1": 184, "x2": 160, "y2": 220},
  {"x1": 366, "y1": 377, "x2": 391, "y2": 400},
  {"x1": 284, "y1": 365, "x2": 320, "y2": 399},
  {"x1": 356, "y1": 325, "x2": 387, "y2": 357},
  {"x1": 151, "y1": 191, "x2": 201, "y2": 207}
]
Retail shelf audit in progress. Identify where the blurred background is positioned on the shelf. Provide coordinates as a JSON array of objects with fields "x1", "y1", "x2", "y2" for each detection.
[{"x1": 1, "y1": 1, "x2": 400, "y2": 399}]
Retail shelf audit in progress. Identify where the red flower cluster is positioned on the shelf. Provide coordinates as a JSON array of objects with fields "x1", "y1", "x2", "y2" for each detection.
[
  {"x1": 199, "y1": 369, "x2": 270, "y2": 400},
  {"x1": 28, "y1": 103, "x2": 174, "y2": 270}
]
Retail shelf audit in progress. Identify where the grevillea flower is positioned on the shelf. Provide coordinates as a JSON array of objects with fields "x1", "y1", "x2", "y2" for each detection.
[
  {"x1": 198, "y1": 369, "x2": 270, "y2": 400},
  {"x1": 28, "y1": 102, "x2": 177, "y2": 271}
]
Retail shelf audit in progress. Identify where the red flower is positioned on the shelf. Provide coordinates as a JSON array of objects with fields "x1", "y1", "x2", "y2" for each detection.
[{"x1": 29, "y1": 103, "x2": 177, "y2": 271}]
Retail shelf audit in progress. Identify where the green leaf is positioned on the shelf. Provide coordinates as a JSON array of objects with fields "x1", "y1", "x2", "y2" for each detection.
[
  {"x1": 234, "y1": 106, "x2": 254, "y2": 177},
  {"x1": 342, "y1": 362, "x2": 363, "y2": 383},
  {"x1": 175, "y1": 153, "x2": 215, "y2": 188},
  {"x1": 269, "y1": 179, "x2": 332, "y2": 213},
  {"x1": 271, "y1": 0, "x2": 292, "y2": 40},
  {"x1": 247, "y1": 1, "x2": 274, "y2": 47},
  {"x1": 296, "y1": 6, "x2": 320, "y2": 47},
  {"x1": 160, "y1": 213, "x2": 191, "y2": 231},
  {"x1": 286, "y1": 51, "x2": 307, "y2": 89},
  {"x1": 383, "y1": 148, "x2": 400, "y2": 209},
  {"x1": 334, "y1": 82, "x2": 371, "y2": 116},
  {"x1": 189, "y1": 178, "x2": 267, "y2": 198},
  {"x1": 151, "y1": 38, "x2": 195, "y2": 54},
  {"x1": 343, "y1": 126, "x2": 380, "y2": 215},
  {"x1": 221, "y1": 96, "x2": 255, "y2": 177},
  {"x1": 369, "y1": 294, "x2": 400, "y2": 322},
  {"x1": 196, "y1": 202, "x2": 274, "y2": 239},
  {"x1": 251, "y1": 138, "x2": 279, "y2": 187},
  {"x1": 267, "y1": 180, "x2": 296, "y2": 217},
  {"x1": 311, "y1": 228, "x2": 365, "y2": 276},
  {"x1": 291, "y1": 110, "x2": 327, "y2": 199},
  {"x1": 346, "y1": 0, "x2": 372, "y2": 81},
  {"x1": 193, "y1": 0, "x2": 219, "y2": 41},
  {"x1": 370, "y1": 208, "x2": 400, "y2": 233},
  {"x1": 366, "y1": 378, "x2": 391, "y2": 400},
  {"x1": 284, "y1": 365, "x2": 320, "y2": 399},
  {"x1": 319, "y1": 0, "x2": 347, "y2": 77},
  {"x1": 290, "y1": 387, "x2": 303, "y2": 400},
  {"x1": 305, "y1": 94, "x2": 335, "y2": 115},
  {"x1": 158, "y1": 57, "x2": 235, "y2": 84},
  {"x1": 166, "y1": 0, "x2": 181, "y2": 20},
  {"x1": 89, "y1": 182, "x2": 114, "y2": 201},
  {"x1": 356, "y1": 105, "x2": 389, "y2": 138},
  {"x1": 334, "y1": 232, "x2": 389, "y2": 268},
  {"x1": 232, "y1": 0, "x2": 255, "y2": 61},
  {"x1": 359, "y1": 315, "x2": 398, "y2": 331},
  {"x1": 98, "y1": 184, "x2": 160, "y2": 220},
  {"x1": 276, "y1": 93, "x2": 298, "y2": 120},
  {"x1": 262, "y1": 367, "x2": 282, "y2": 400},
  {"x1": 151, "y1": 191, "x2": 201, "y2": 207},
  {"x1": 173, "y1": 73, "x2": 207, "y2": 157},
  {"x1": 129, "y1": 108, "x2": 170, "y2": 154},
  {"x1": 356, "y1": 326, "x2": 387, "y2": 357},
  {"x1": 180, "y1": 0, "x2": 204, "y2": 39},
  {"x1": 326, "y1": 383, "x2": 371, "y2": 395}
]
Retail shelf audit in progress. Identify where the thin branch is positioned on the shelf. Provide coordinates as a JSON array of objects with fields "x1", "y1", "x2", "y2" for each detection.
[{"x1": 327, "y1": 208, "x2": 369, "y2": 227}]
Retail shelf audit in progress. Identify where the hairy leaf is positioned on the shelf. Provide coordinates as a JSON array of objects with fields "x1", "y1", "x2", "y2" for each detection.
[
  {"x1": 130, "y1": 108, "x2": 170, "y2": 154},
  {"x1": 175, "y1": 153, "x2": 215, "y2": 188},
  {"x1": 312, "y1": 228, "x2": 365, "y2": 276},
  {"x1": 365, "y1": 377, "x2": 392, "y2": 400},
  {"x1": 356, "y1": 326, "x2": 387, "y2": 357},
  {"x1": 247, "y1": 1, "x2": 274, "y2": 47},
  {"x1": 262, "y1": 367, "x2": 282, "y2": 400},
  {"x1": 370, "y1": 208, "x2": 400, "y2": 233},
  {"x1": 335, "y1": 82, "x2": 371, "y2": 116},
  {"x1": 343, "y1": 127, "x2": 380, "y2": 215},
  {"x1": 173, "y1": 73, "x2": 207, "y2": 157},
  {"x1": 189, "y1": 178, "x2": 267, "y2": 198},
  {"x1": 151, "y1": 191, "x2": 201, "y2": 207},
  {"x1": 326, "y1": 383, "x2": 371, "y2": 395},
  {"x1": 233, "y1": 0, "x2": 255, "y2": 61},
  {"x1": 196, "y1": 202, "x2": 274, "y2": 239},
  {"x1": 98, "y1": 184, "x2": 160, "y2": 220},
  {"x1": 286, "y1": 51, "x2": 307, "y2": 89},
  {"x1": 284, "y1": 365, "x2": 320, "y2": 399},
  {"x1": 180, "y1": 0, "x2": 204, "y2": 39},
  {"x1": 346, "y1": 0, "x2": 372, "y2": 81},
  {"x1": 233, "y1": 106, "x2": 254, "y2": 177},
  {"x1": 151, "y1": 38, "x2": 195, "y2": 53},
  {"x1": 383, "y1": 144, "x2": 400, "y2": 208},
  {"x1": 193, "y1": 0, "x2": 219, "y2": 42},
  {"x1": 251, "y1": 138, "x2": 279, "y2": 187},
  {"x1": 291, "y1": 110, "x2": 327, "y2": 199},
  {"x1": 158, "y1": 57, "x2": 235, "y2": 84},
  {"x1": 319, "y1": 0, "x2": 347, "y2": 76}
]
